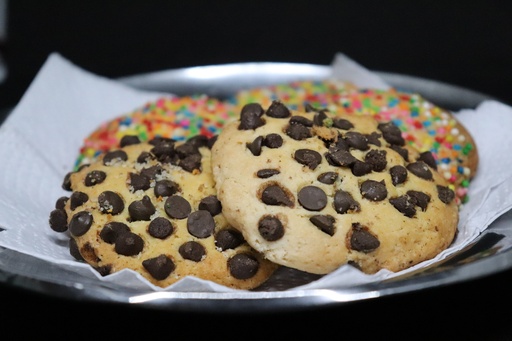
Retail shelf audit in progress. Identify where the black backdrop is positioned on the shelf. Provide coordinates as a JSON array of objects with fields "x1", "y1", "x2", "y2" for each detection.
[{"x1": 1, "y1": 1, "x2": 512, "y2": 339}]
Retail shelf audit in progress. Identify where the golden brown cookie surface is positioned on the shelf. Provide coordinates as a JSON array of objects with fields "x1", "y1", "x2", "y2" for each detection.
[
  {"x1": 50, "y1": 137, "x2": 278, "y2": 290},
  {"x1": 212, "y1": 101, "x2": 459, "y2": 275}
]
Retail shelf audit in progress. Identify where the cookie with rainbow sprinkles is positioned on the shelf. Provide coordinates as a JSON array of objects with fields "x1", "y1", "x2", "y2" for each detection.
[{"x1": 233, "y1": 80, "x2": 478, "y2": 206}]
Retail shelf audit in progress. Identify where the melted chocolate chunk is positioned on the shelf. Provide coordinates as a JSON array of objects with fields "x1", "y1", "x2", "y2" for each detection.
[
  {"x1": 333, "y1": 190, "x2": 361, "y2": 214},
  {"x1": 49, "y1": 209, "x2": 68, "y2": 232},
  {"x1": 325, "y1": 149, "x2": 356, "y2": 167},
  {"x1": 98, "y1": 191, "x2": 124, "y2": 215},
  {"x1": 84, "y1": 170, "x2": 106, "y2": 186},
  {"x1": 349, "y1": 223, "x2": 380, "y2": 253},
  {"x1": 247, "y1": 136, "x2": 264, "y2": 156},
  {"x1": 198, "y1": 195, "x2": 222, "y2": 216},
  {"x1": 378, "y1": 121, "x2": 405, "y2": 146},
  {"x1": 317, "y1": 171, "x2": 338, "y2": 184},
  {"x1": 148, "y1": 217, "x2": 174, "y2": 239},
  {"x1": 179, "y1": 241, "x2": 206, "y2": 262},
  {"x1": 407, "y1": 161, "x2": 433, "y2": 181},
  {"x1": 285, "y1": 123, "x2": 311, "y2": 140},
  {"x1": 129, "y1": 173, "x2": 150, "y2": 192},
  {"x1": 351, "y1": 160, "x2": 373, "y2": 176},
  {"x1": 437, "y1": 185, "x2": 455, "y2": 204},
  {"x1": 332, "y1": 118, "x2": 354, "y2": 130},
  {"x1": 390, "y1": 165, "x2": 408, "y2": 186},
  {"x1": 215, "y1": 228, "x2": 245, "y2": 250},
  {"x1": 407, "y1": 190, "x2": 431, "y2": 211},
  {"x1": 115, "y1": 231, "x2": 144, "y2": 256},
  {"x1": 294, "y1": 149, "x2": 322, "y2": 170},
  {"x1": 142, "y1": 254, "x2": 175, "y2": 280},
  {"x1": 389, "y1": 195, "x2": 417, "y2": 217},
  {"x1": 103, "y1": 150, "x2": 128, "y2": 165},
  {"x1": 266, "y1": 100, "x2": 291, "y2": 118},
  {"x1": 298, "y1": 186, "x2": 327, "y2": 211},
  {"x1": 365, "y1": 149, "x2": 387, "y2": 172},
  {"x1": 128, "y1": 195, "x2": 155, "y2": 221},
  {"x1": 69, "y1": 211, "x2": 93, "y2": 237},
  {"x1": 264, "y1": 133, "x2": 283, "y2": 148},
  {"x1": 154, "y1": 179, "x2": 180, "y2": 198},
  {"x1": 228, "y1": 253, "x2": 259, "y2": 280},
  {"x1": 345, "y1": 131, "x2": 369, "y2": 151},
  {"x1": 70, "y1": 191, "x2": 89, "y2": 210},
  {"x1": 257, "y1": 169, "x2": 280, "y2": 178},
  {"x1": 258, "y1": 215, "x2": 284, "y2": 241},
  {"x1": 261, "y1": 184, "x2": 294, "y2": 207},
  {"x1": 187, "y1": 210, "x2": 215, "y2": 238},
  {"x1": 100, "y1": 222, "x2": 130, "y2": 244},
  {"x1": 164, "y1": 195, "x2": 191, "y2": 219},
  {"x1": 360, "y1": 180, "x2": 388, "y2": 201},
  {"x1": 239, "y1": 103, "x2": 265, "y2": 130},
  {"x1": 310, "y1": 215, "x2": 336, "y2": 236},
  {"x1": 120, "y1": 135, "x2": 141, "y2": 147},
  {"x1": 418, "y1": 151, "x2": 438, "y2": 170}
]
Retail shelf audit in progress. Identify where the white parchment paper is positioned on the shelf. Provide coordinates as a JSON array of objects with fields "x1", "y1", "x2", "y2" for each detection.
[{"x1": 0, "y1": 52, "x2": 511, "y2": 292}]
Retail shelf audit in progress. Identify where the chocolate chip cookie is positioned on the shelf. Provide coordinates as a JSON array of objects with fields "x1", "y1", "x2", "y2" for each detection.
[
  {"x1": 49, "y1": 136, "x2": 278, "y2": 289},
  {"x1": 211, "y1": 100, "x2": 459, "y2": 275}
]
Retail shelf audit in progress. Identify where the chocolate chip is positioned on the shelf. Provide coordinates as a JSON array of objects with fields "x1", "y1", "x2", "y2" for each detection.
[
  {"x1": 129, "y1": 173, "x2": 150, "y2": 192},
  {"x1": 345, "y1": 131, "x2": 369, "y2": 151},
  {"x1": 154, "y1": 179, "x2": 180, "y2": 198},
  {"x1": 70, "y1": 191, "x2": 89, "y2": 210},
  {"x1": 80, "y1": 242, "x2": 100, "y2": 263},
  {"x1": 258, "y1": 215, "x2": 284, "y2": 241},
  {"x1": 390, "y1": 145, "x2": 409, "y2": 161},
  {"x1": 305, "y1": 103, "x2": 325, "y2": 113},
  {"x1": 407, "y1": 161, "x2": 433, "y2": 181},
  {"x1": 62, "y1": 172, "x2": 73, "y2": 191},
  {"x1": 418, "y1": 151, "x2": 437, "y2": 170},
  {"x1": 49, "y1": 209, "x2": 68, "y2": 232},
  {"x1": 407, "y1": 190, "x2": 431, "y2": 211},
  {"x1": 289, "y1": 115, "x2": 313, "y2": 127},
  {"x1": 148, "y1": 217, "x2": 174, "y2": 239},
  {"x1": 186, "y1": 134, "x2": 209, "y2": 149},
  {"x1": 333, "y1": 190, "x2": 360, "y2": 214},
  {"x1": 164, "y1": 195, "x2": 191, "y2": 219},
  {"x1": 94, "y1": 265, "x2": 112, "y2": 276},
  {"x1": 389, "y1": 195, "x2": 417, "y2": 217},
  {"x1": 239, "y1": 103, "x2": 265, "y2": 130},
  {"x1": 55, "y1": 196, "x2": 69, "y2": 209},
  {"x1": 98, "y1": 191, "x2": 125, "y2": 215},
  {"x1": 437, "y1": 185, "x2": 455, "y2": 204},
  {"x1": 378, "y1": 121, "x2": 405, "y2": 146},
  {"x1": 137, "y1": 151, "x2": 154, "y2": 164},
  {"x1": 285, "y1": 123, "x2": 311, "y2": 140},
  {"x1": 69, "y1": 211, "x2": 93, "y2": 237},
  {"x1": 151, "y1": 140, "x2": 176, "y2": 163},
  {"x1": 198, "y1": 195, "x2": 222, "y2": 216},
  {"x1": 187, "y1": 210, "x2": 215, "y2": 238},
  {"x1": 142, "y1": 254, "x2": 175, "y2": 280},
  {"x1": 333, "y1": 118, "x2": 354, "y2": 130},
  {"x1": 360, "y1": 180, "x2": 388, "y2": 201},
  {"x1": 351, "y1": 160, "x2": 373, "y2": 176},
  {"x1": 84, "y1": 170, "x2": 106, "y2": 186},
  {"x1": 317, "y1": 172, "x2": 338, "y2": 184},
  {"x1": 365, "y1": 132, "x2": 382, "y2": 146},
  {"x1": 365, "y1": 149, "x2": 387, "y2": 172},
  {"x1": 325, "y1": 149, "x2": 356, "y2": 167},
  {"x1": 115, "y1": 231, "x2": 144, "y2": 256},
  {"x1": 298, "y1": 186, "x2": 327, "y2": 211},
  {"x1": 103, "y1": 150, "x2": 128, "y2": 165},
  {"x1": 140, "y1": 165, "x2": 162, "y2": 180},
  {"x1": 175, "y1": 142, "x2": 199, "y2": 159},
  {"x1": 266, "y1": 100, "x2": 291, "y2": 118},
  {"x1": 257, "y1": 169, "x2": 280, "y2": 178},
  {"x1": 390, "y1": 165, "x2": 408, "y2": 186},
  {"x1": 69, "y1": 238, "x2": 84, "y2": 261},
  {"x1": 228, "y1": 253, "x2": 259, "y2": 280},
  {"x1": 179, "y1": 241, "x2": 206, "y2": 262},
  {"x1": 247, "y1": 136, "x2": 264, "y2": 156},
  {"x1": 100, "y1": 222, "x2": 130, "y2": 244},
  {"x1": 149, "y1": 136, "x2": 175, "y2": 146},
  {"x1": 294, "y1": 149, "x2": 322, "y2": 170},
  {"x1": 128, "y1": 195, "x2": 155, "y2": 221},
  {"x1": 207, "y1": 135, "x2": 218, "y2": 149},
  {"x1": 313, "y1": 111, "x2": 328, "y2": 126},
  {"x1": 215, "y1": 229, "x2": 245, "y2": 250},
  {"x1": 179, "y1": 153, "x2": 202, "y2": 172},
  {"x1": 120, "y1": 135, "x2": 141, "y2": 147},
  {"x1": 310, "y1": 215, "x2": 336, "y2": 236},
  {"x1": 263, "y1": 133, "x2": 283, "y2": 148},
  {"x1": 349, "y1": 223, "x2": 380, "y2": 253},
  {"x1": 261, "y1": 184, "x2": 294, "y2": 207}
]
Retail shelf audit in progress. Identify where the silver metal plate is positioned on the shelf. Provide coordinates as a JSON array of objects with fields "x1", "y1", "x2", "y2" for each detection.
[{"x1": 1, "y1": 62, "x2": 510, "y2": 313}]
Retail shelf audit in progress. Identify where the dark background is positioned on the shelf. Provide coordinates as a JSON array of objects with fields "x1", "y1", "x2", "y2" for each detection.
[{"x1": 1, "y1": 1, "x2": 512, "y2": 339}]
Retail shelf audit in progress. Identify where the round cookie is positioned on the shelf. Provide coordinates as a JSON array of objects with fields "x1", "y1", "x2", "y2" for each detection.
[
  {"x1": 233, "y1": 80, "x2": 478, "y2": 206},
  {"x1": 49, "y1": 137, "x2": 278, "y2": 290},
  {"x1": 211, "y1": 100, "x2": 459, "y2": 275},
  {"x1": 75, "y1": 94, "x2": 238, "y2": 170}
]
